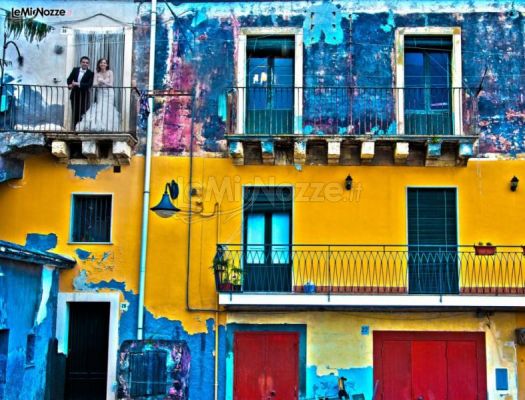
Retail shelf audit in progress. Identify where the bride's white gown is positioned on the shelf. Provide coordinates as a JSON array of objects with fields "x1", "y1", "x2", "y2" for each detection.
[{"x1": 76, "y1": 70, "x2": 120, "y2": 132}]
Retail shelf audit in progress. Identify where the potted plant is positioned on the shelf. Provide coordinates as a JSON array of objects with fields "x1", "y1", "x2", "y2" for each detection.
[
  {"x1": 427, "y1": 136, "x2": 442, "y2": 158},
  {"x1": 474, "y1": 242, "x2": 496, "y2": 256},
  {"x1": 212, "y1": 250, "x2": 242, "y2": 292}
]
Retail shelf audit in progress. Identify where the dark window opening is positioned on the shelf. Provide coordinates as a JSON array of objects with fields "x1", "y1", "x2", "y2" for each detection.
[
  {"x1": 72, "y1": 195, "x2": 112, "y2": 243},
  {"x1": 0, "y1": 330, "x2": 8, "y2": 383},
  {"x1": 25, "y1": 334, "x2": 35, "y2": 366},
  {"x1": 246, "y1": 36, "x2": 295, "y2": 134},
  {"x1": 243, "y1": 187, "x2": 293, "y2": 292},
  {"x1": 404, "y1": 36, "x2": 453, "y2": 135}
]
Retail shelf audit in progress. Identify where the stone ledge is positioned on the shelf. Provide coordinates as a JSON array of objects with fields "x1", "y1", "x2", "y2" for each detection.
[{"x1": 225, "y1": 135, "x2": 478, "y2": 167}]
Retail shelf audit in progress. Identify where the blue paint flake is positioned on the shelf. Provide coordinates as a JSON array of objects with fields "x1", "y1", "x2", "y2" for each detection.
[
  {"x1": 67, "y1": 164, "x2": 111, "y2": 179},
  {"x1": 75, "y1": 249, "x2": 92, "y2": 260},
  {"x1": 25, "y1": 233, "x2": 57, "y2": 251},
  {"x1": 303, "y1": 2, "x2": 345, "y2": 46},
  {"x1": 380, "y1": 10, "x2": 396, "y2": 33}
]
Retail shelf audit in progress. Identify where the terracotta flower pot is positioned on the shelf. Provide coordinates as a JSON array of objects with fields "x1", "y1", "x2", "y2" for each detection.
[{"x1": 474, "y1": 245, "x2": 496, "y2": 256}]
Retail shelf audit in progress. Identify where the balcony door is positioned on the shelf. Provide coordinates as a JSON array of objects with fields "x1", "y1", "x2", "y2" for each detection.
[
  {"x1": 407, "y1": 188, "x2": 458, "y2": 294},
  {"x1": 246, "y1": 36, "x2": 294, "y2": 135},
  {"x1": 404, "y1": 36, "x2": 453, "y2": 135},
  {"x1": 243, "y1": 187, "x2": 292, "y2": 292}
]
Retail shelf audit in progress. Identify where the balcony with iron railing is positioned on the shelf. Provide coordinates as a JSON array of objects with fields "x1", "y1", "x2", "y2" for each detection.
[
  {"x1": 213, "y1": 244, "x2": 525, "y2": 308},
  {"x1": 226, "y1": 87, "x2": 479, "y2": 166},
  {"x1": 0, "y1": 84, "x2": 139, "y2": 162}
]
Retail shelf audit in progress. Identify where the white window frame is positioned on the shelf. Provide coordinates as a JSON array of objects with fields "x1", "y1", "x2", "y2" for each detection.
[
  {"x1": 69, "y1": 193, "x2": 114, "y2": 244},
  {"x1": 236, "y1": 27, "x2": 303, "y2": 135},
  {"x1": 56, "y1": 292, "x2": 120, "y2": 400},
  {"x1": 395, "y1": 27, "x2": 462, "y2": 136}
]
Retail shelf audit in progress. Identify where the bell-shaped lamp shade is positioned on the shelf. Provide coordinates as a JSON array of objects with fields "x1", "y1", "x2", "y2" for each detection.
[{"x1": 151, "y1": 192, "x2": 181, "y2": 218}]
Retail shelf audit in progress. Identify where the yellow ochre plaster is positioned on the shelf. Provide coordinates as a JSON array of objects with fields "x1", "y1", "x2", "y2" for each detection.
[{"x1": 0, "y1": 155, "x2": 525, "y2": 336}]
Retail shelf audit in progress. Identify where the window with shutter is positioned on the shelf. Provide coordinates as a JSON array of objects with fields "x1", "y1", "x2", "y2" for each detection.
[
  {"x1": 407, "y1": 188, "x2": 458, "y2": 294},
  {"x1": 118, "y1": 340, "x2": 190, "y2": 400},
  {"x1": 128, "y1": 350, "x2": 168, "y2": 397}
]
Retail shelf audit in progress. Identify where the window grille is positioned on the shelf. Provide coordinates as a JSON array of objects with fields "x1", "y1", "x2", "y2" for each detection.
[{"x1": 72, "y1": 195, "x2": 112, "y2": 243}]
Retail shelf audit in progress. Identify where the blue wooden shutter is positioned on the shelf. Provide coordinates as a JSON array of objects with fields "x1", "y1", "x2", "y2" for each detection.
[{"x1": 129, "y1": 350, "x2": 168, "y2": 397}]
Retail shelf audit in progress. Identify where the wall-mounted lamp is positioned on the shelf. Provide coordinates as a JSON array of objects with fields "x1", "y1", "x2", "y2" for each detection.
[
  {"x1": 510, "y1": 176, "x2": 519, "y2": 192},
  {"x1": 151, "y1": 180, "x2": 181, "y2": 218},
  {"x1": 345, "y1": 175, "x2": 353, "y2": 191}
]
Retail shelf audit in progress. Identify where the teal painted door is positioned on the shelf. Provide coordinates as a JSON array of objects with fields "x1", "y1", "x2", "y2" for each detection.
[
  {"x1": 244, "y1": 187, "x2": 292, "y2": 292},
  {"x1": 404, "y1": 36, "x2": 453, "y2": 135},
  {"x1": 246, "y1": 37, "x2": 294, "y2": 135}
]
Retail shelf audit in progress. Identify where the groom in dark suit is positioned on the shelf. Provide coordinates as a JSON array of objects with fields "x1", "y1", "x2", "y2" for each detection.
[{"x1": 67, "y1": 56, "x2": 94, "y2": 129}]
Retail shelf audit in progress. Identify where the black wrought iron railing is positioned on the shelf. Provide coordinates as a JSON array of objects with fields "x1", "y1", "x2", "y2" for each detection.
[
  {"x1": 226, "y1": 87, "x2": 479, "y2": 136},
  {"x1": 0, "y1": 84, "x2": 138, "y2": 135},
  {"x1": 213, "y1": 244, "x2": 525, "y2": 295}
]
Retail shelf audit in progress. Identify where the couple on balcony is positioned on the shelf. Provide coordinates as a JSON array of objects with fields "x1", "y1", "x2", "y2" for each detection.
[{"x1": 67, "y1": 56, "x2": 120, "y2": 132}]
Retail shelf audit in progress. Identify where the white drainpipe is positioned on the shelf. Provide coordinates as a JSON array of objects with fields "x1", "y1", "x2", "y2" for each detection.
[{"x1": 137, "y1": 0, "x2": 157, "y2": 340}]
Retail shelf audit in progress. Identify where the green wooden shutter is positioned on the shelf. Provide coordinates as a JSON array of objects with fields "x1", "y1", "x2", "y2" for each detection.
[
  {"x1": 407, "y1": 188, "x2": 457, "y2": 247},
  {"x1": 407, "y1": 188, "x2": 458, "y2": 294}
]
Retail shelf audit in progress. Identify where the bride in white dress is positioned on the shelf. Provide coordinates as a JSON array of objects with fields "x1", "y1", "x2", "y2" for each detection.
[{"x1": 76, "y1": 58, "x2": 121, "y2": 132}]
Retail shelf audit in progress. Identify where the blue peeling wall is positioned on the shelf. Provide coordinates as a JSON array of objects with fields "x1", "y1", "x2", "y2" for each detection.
[
  {"x1": 307, "y1": 366, "x2": 373, "y2": 400},
  {"x1": 141, "y1": 2, "x2": 524, "y2": 156},
  {"x1": 84, "y1": 279, "x2": 226, "y2": 400},
  {"x1": 0, "y1": 259, "x2": 59, "y2": 400}
]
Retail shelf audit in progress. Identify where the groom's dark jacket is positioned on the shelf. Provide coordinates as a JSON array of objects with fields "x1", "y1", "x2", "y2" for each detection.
[{"x1": 67, "y1": 67, "x2": 94, "y2": 99}]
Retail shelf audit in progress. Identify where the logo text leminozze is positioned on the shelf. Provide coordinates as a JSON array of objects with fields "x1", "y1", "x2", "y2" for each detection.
[{"x1": 11, "y1": 8, "x2": 68, "y2": 18}]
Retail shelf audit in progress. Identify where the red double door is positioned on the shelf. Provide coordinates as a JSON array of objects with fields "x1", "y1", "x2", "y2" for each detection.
[
  {"x1": 234, "y1": 332, "x2": 299, "y2": 400},
  {"x1": 374, "y1": 331, "x2": 487, "y2": 400}
]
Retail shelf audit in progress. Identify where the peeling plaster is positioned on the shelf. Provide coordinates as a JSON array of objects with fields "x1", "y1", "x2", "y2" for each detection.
[
  {"x1": 75, "y1": 249, "x2": 92, "y2": 261},
  {"x1": 35, "y1": 266, "x2": 53, "y2": 325},
  {"x1": 85, "y1": 279, "x2": 225, "y2": 400},
  {"x1": 26, "y1": 233, "x2": 57, "y2": 252},
  {"x1": 303, "y1": 2, "x2": 345, "y2": 46},
  {"x1": 0, "y1": 156, "x2": 24, "y2": 183},
  {"x1": 143, "y1": 7, "x2": 524, "y2": 156},
  {"x1": 67, "y1": 164, "x2": 112, "y2": 179},
  {"x1": 72, "y1": 269, "x2": 94, "y2": 292},
  {"x1": 307, "y1": 366, "x2": 373, "y2": 400},
  {"x1": 380, "y1": 10, "x2": 396, "y2": 32}
]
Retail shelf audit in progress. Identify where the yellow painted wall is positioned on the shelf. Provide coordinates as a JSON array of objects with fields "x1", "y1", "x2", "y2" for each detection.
[{"x1": 0, "y1": 155, "x2": 524, "y2": 334}]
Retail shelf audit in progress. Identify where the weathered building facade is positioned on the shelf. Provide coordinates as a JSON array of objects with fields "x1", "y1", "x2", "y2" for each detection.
[{"x1": 1, "y1": 0, "x2": 525, "y2": 399}]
